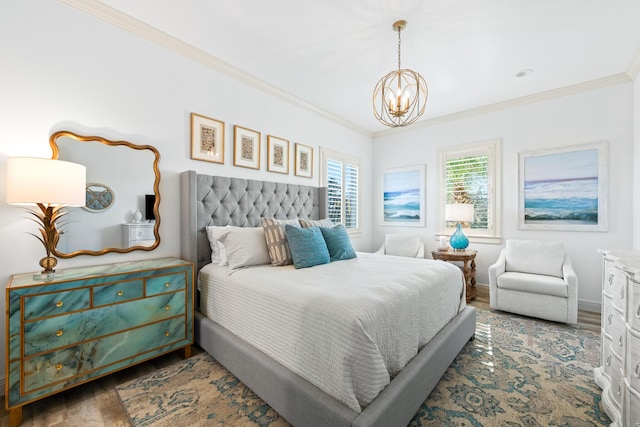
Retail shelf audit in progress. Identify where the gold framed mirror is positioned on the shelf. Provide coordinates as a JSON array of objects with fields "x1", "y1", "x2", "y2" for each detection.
[{"x1": 50, "y1": 130, "x2": 161, "y2": 257}]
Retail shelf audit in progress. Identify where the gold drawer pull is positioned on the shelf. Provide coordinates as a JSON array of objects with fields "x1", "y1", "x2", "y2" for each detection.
[
  {"x1": 117, "y1": 291, "x2": 124, "y2": 296},
  {"x1": 619, "y1": 336, "x2": 623, "y2": 347},
  {"x1": 607, "y1": 314, "x2": 612, "y2": 325},
  {"x1": 165, "y1": 305, "x2": 170, "y2": 310},
  {"x1": 56, "y1": 330, "x2": 63, "y2": 337},
  {"x1": 606, "y1": 355, "x2": 611, "y2": 366},
  {"x1": 164, "y1": 331, "x2": 170, "y2": 337},
  {"x1": 56, "y1": 301, "x2": 64, "y2": 307},
  {"x1": 165, "y1": 283, "x2": 171, "y2": 288},
  {"x1": 620, "y1": 288, "x2": 625, "y2": 299},
  {"x1": 608, "y1": 274, "x2": 613, "y2": 286},
  {"x1": 617, "y1": 383, "x2": 622, "y2": 396},
  {"x1": 56, "y1": 364, "x2": 63, "y2": 371}
]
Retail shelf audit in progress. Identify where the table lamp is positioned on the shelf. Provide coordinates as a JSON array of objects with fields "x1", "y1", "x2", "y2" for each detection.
[
  {"x1": 445, "y1": 203, "x2": 474, "y2": 251},
  {"x1": 6, "y1": 157, "x2": 86, "y2": 277}
]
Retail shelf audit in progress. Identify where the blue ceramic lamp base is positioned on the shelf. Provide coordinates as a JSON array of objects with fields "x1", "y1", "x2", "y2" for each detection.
[{"x1": 449, "y1": 223, "x2": 469, "y2": 251}]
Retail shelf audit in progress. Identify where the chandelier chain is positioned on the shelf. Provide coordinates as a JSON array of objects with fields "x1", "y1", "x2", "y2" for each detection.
[{"x1": 397, "y1": 26, "x2": 402, "y2": 71}]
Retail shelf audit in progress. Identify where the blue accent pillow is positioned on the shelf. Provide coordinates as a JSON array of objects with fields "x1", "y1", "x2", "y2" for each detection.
[
  {"x1": 320, "y1": 224, "x2": 357, "y2": 261},
  {"x1": 284, "y1": 225, "x2": 330, "y2": 269}
]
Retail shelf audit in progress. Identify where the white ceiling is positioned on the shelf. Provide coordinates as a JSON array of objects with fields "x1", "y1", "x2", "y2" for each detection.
[{"x1": 69, "y1": 0, "x2": 640, "y2": 135}]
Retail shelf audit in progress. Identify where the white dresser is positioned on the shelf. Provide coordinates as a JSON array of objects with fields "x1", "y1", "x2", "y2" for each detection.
[
  {"x1": 595, "y1": 249, "x2": 640, "y2": 426},
  {"x1": 121, "y1": 223, "x2": 155, "y2": 248}
]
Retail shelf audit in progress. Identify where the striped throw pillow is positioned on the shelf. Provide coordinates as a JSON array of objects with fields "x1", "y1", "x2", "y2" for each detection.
[{"x1": 260, "y1": 218, "x2": 300, "y2": 266}]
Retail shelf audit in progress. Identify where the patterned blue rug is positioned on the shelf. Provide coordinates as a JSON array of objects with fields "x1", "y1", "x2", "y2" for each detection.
[{"x1": 116, "y1": 309, "x2": 610, "y2": 426}]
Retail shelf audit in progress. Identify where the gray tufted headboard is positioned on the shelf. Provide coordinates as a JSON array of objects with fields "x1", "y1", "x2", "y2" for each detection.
[{"x1": 180, "y1": 170, "x2": 328, "y2": 273}]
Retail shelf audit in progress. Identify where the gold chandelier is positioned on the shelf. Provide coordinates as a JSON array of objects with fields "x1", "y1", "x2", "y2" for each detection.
[{"x1": 373, "y1": 20, "x2": 428, "y2": 127}]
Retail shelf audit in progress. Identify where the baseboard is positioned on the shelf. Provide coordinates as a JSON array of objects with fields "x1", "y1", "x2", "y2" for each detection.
[{"x1": 579, "y1": 299, "x2": 602, "y2": 313}]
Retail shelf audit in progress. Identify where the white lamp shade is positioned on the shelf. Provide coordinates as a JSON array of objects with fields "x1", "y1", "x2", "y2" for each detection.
[
  {"x1": 445, "y1": 203, "x2": 474, "y2": 222},
  {"x1": 6, "y1": 157, "x2": 86, "y2": 206}
]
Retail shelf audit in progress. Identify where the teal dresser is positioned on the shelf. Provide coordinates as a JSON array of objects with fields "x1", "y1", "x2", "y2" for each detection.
[{"x1": 5, "y1": 257, "x2": 194, "y2": 427}]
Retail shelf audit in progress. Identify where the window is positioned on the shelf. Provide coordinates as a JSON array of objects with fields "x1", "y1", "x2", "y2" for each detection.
[
  {"x1": 439, "y1": 140, "x2": 501, "y2": 242},
  {"x1": 320, "y1": 148, "x2": 360, "y2": 232}
]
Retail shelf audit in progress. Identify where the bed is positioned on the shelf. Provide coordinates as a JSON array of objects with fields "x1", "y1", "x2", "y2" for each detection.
[{"x1": 180, "y1": 171, "x2": 476, "y2": 427}]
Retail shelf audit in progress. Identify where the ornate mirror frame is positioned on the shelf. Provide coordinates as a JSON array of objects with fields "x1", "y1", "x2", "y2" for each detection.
[{"x1": 50, "y1": 130, "x2": 161, "y2": 257}]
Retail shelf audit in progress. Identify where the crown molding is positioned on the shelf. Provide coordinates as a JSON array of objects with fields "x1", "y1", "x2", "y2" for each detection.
[
  {"x1": 372, "y1": 73, "x2": 632, "y2": 139},
  {"x1": 626, "y1": 46, "x2": 640, "y2": 79},
  {"x1": 60, "y1": 0, "x2": 372, "y2": 137}
]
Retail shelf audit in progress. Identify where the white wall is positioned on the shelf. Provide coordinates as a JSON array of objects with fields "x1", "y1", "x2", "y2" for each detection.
[
  {"x1": 373, "y1": 83, "x2": 635, "y2": 311},
  {"x1": 0, "y1": 2, "x2": 372, "y2": 387}
]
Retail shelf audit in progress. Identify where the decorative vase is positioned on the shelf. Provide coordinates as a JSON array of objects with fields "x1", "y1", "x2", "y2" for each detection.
[
  {"x1": 449, "y1": 223, "x2": 469, "y2": 251},
  {"x1": 133, "y1": 209, "x2": 142, "y2": 223}
]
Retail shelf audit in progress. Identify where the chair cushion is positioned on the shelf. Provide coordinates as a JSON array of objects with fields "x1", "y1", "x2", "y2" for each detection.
[
  {"x1": 497, "y1": 271, "x2": 568, "y2": 297},
  {"x1": 384, "y1": 234, "x2": 422, "y2": 258},
  {"x1": 505, "y1": 239, "x2": 564, "y2": 278}
]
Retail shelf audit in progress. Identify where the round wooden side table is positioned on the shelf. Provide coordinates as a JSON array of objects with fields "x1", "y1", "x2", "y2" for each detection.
[{"x1": 431, "y1": 249, "x2": 477, "y2": 302}]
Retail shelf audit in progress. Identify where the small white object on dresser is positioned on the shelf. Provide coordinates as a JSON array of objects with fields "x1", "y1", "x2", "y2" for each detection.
[
  {"x1": 122, "y1": 222, "x2": 155, "y2": 248},
  {"x1": 595, "y1": 249, "x2": 640, "y2": 427}
]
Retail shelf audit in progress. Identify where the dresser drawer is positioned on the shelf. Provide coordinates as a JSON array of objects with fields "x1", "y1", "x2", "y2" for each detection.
[
  {"x1": 608, "y1": 353, "x2": 624, "y2": 408},
  {"x1": 608, "y1": 310, "x2": 627, "y2": 359},
  {"x1": 127, "y1": 225, "x2": 155, "y2": 241},
  {"x1": 605, "y1": 267, "x2": 628, "y2": 313},
  {"x1": 93, "y1": 280, "x2": 144, "y2": 307},
  {"x1": 629, "y1": 278, "x2": 640, "y2": 332},
  {"x1": 603, "y1": 296, "x2": 621, "y2": 337},
  {"x1": 603, "y1": 337, "x2": 616, "y2": 379},
  {"x1": 626, "y1": 385, "x2": 640, "y2": 427},
  {"x1": 23, "y1": 316, "x2": 187, "y2": 394},
  {"x1": 146, "y1": 272, "x2": 186, "y2": 296},
  {"x1": 627, "y1": 328, "x2": 640, "y2": 395},
  {"x1": 23, "y1": 291, "x2": 187, "y2": 356},
  {"x1": 23, "y1": 288, "x2": 91, "y2": 320}
]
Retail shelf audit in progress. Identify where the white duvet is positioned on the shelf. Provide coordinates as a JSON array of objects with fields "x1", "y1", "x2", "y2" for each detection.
[{"x1": 198, "y1": 252, "x2": 465, "y2": 412}]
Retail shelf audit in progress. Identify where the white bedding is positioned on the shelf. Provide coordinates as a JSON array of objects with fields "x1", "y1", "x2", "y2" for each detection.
[{"x1": 198, "y1": 252, "x2": 466, "y2": 412}]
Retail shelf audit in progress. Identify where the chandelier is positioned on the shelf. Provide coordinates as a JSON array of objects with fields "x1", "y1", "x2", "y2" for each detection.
[{"x1": 373, "y1": 20, "x2": 428, "y2": 127}]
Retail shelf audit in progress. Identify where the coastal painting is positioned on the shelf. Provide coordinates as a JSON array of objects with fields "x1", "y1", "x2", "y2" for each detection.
[
  {"x1": 382, "y1": 165, "x2": 425, "y2": 226},
  {"x1": 519, "y1": 141, "x2": 608, "y2": 231}
]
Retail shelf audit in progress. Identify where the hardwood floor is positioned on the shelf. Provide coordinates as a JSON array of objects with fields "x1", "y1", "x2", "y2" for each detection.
[{"x1": 0, "y1": 284, "x2": 601, "y2": 427}]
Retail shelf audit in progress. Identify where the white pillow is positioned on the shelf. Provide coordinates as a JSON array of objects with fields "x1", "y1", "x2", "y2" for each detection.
[
  {"x1": 216, "y1": 226, "x2": 271, "y2": 272},
  {"x1": 205, "y1": 226, "x2": 229, "y2": 266}
]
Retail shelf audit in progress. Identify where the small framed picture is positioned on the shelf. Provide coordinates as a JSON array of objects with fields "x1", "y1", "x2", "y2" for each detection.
[
  {"x1": 294, "y1": 143, "x2": 313, "y2": 178},
  {"x1": 233, "y1": 125, "x2": 261, "y2": 169},
  {"x1": 190, "y1": 113, "x2": 224, "y2": 164},
  {"x1": 267, "y1": 135, "x2": 289, "y2": 174}
]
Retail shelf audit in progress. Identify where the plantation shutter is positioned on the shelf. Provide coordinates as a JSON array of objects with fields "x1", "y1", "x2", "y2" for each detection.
[
  {"x1": 326, "y1": 158, "x2": 359, "y2": 229},
  {"x1": 344, "y1": 163, "x2": 359, "y2": 228},
  {"x1": 445, "y1": 154, "x2": 488, "y2": 229}
]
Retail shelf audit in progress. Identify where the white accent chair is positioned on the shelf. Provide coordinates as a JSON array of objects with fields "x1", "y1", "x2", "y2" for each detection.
[
  {"x1": 488, "y1": 239, "x2": 578, "y2": 324},
  {"x1": 375, "y1": 233, "x2": 425, "y2": 258}
]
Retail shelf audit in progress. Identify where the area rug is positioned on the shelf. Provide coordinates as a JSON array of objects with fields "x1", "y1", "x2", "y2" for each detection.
[{"x1": 116, "y1": 309, "x2": 611, "y2": 426}]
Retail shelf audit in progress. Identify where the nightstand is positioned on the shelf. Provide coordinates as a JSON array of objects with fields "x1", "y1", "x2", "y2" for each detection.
[
  {"x1": 122, "y1": 222, "x2": 155, "y2": 248},
  {"x1": 431, "y1": 249, "x2": 477, "y2": 302}
]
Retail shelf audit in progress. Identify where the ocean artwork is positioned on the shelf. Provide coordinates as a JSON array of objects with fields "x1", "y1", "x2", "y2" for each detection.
[
  {"x1": 383, "y1": 166, "x2": 424, "y2": 225},
  {"x1": 522, "y1": 147, "x2": 601, "y2": 227}
]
